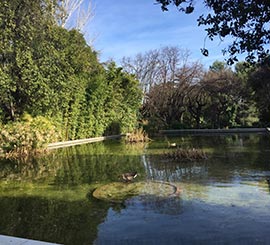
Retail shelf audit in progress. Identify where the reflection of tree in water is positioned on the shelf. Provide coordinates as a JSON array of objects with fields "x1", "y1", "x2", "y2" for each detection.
[
  {"x1": 142, "y1": 133, "x2": 270, "y2": 185},
  {"x1": 142, "y1": 154, "x2": 208, "y2": 182},
  {"x1": 0, "y1": 195, "x2": 109, "y2": 245},
  {"x1": 266, "y1": 178, "x2": 270, "y2": 193},
  {"x1": 0, "y1": 154, "x2": 59, "y2": 182},
  {"x1": 0, "y1": 142, "x2": 145, "y2": 186},
  {"x1": 140, "y1": 155, "x2": 209, "y2": 214},
  {"x1": 52, "y1": 151, "x2": 144, "y2": 186}
]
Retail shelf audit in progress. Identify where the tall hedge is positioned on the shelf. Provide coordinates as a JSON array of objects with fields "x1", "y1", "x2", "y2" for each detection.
[{"x1": 0, "y1": 0, "x2": 142, "y2": 144}]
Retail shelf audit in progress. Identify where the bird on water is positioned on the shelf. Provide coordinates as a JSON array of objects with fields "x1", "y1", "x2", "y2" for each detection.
[{"x1": 121, "y1": 172, "x2": 138, "y2": 182}]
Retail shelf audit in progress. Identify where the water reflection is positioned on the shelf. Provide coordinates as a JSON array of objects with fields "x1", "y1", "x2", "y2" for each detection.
[
  {"x1": 0, "y1": 134, "x2": 270, "y2": 244},
  {"x1": 144, "y1": 134, "x2": 270, "y2": 185},
  {"x1": 142, "y1": 154, "x2": 209, "y2": 182},
  {"x1": 0, "y1": 195, "x2": 109, "y2": 244},
  {"x1": 94, "y1": 134, "x2": 270, "y2": 244}
]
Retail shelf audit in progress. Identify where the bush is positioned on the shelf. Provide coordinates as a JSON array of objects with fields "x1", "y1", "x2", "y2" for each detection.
[
  {"x1": 125, "y1": 128, "x2": 150, "y2": 143},
  {"x1": 0, "y1": 114, "x2": 61, "y2": 158}
]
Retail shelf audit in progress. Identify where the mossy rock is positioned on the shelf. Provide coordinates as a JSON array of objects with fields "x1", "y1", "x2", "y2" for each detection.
[{"x1": 92, "y1": 181, "x2": 180, "y2": 203}]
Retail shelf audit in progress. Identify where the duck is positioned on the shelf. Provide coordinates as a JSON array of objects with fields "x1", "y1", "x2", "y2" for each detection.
[
  {"x1": 121, "y1": 171, "x2": 138, "y2": 182},
  {"x1": 165, "y1": 136, "x2": 177, "y2": 148},
  {"x1": 169, "y1": 142, "x2": 177, "y2": 148}
]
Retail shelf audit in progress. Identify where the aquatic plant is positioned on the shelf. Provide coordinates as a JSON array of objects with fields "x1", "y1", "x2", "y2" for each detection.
[
  {"x1": 125, "y1": 128, "x2": 150, "y2": 143},
  {"x1": 92, "y1": 181, "x2": 179, "y2": 203},
  {"x1": 162, "y1": 147, "x2": 207, "y2": 161}
]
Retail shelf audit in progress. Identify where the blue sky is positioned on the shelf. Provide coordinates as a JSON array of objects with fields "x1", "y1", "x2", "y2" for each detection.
[{"x1": 84, "y1": 0, "x2": 232, "y2": 68}]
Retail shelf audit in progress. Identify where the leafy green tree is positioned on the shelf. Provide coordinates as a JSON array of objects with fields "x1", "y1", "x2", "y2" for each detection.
[
  {"x1": 0, "y1": 0, "x2": 59, "y2": 121},
  {"x1": 0, "y1": 0, "x2": 143, "y2": 144},
  {"x1": 39, "y1": 27, "x2": 101, "y2": 139},
  {"x1": 85, "y1": 62, "x2": 142, "y2": 136},
  {"x1": 248, "y1": 60, "x2": 270, "y2": 125},
  {"x1": 234, "y1": 62, "x2": 259, "y2": 126},
  {"x1": 201, "y1": 67, "x2": 245, "y2": 128},
  {"x1": 155, "y1": 0, "x2": 270, "y2": 64},
  {"x1": 209, "y1": 61, "x2": 228, "y2": 73}
]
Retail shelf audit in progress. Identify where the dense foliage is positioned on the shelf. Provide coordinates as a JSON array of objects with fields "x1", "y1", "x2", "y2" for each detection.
[
  {"x1": 122, "y1": 47, "x2": 269, "y2": 131},
  {"x1": 248, "y1": 59, "x2": 270, "y2": 124},
  {"x1": 0, "y1": 114, "x2": 60, "y2": 158},
  {"x1": 1, "y1": 1, "x2": 269, "y2": 157},
  {"x1": 0, "y1": 0, "x2": 142, "y2": 155},
  {"x1": 155, "y1": 0, "x2": 270, "y2": 64}
]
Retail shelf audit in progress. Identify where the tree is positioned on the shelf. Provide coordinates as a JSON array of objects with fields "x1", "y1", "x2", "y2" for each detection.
[
  {"x1": 58, "y1": 0, "x2": 94, "y2": 31},
  {"x1": 82, "y1": 62, "x2": 142, "y2": 136},
  {"x1": 141, "y1": 53, "x2": 204, "y2": 129},
  {"x1": 0, "y1": 0, "x2": 59, "y2": 121},
  {"x1": 0, "y1": 0, "x2": 142, "y2": 140},
  {"x1": 234, "y1": 62, "x2": 259, "y2": 126},
  {"x1": 142, "y1": 81, "x2": 189, "y2": 129},
  {"x1": 121, "y1": 46, "x2": 201, "y2": 94},
  {"x1": 209, "y1": 61, "x2": 228, "y2": 73},
  {"x1": 248, "y1": 60, "x2": 270, "y2": 125},
  {"x1": 155, "y1": 0, "x2": 270, "y2": 64},
  {"x1": 186, "y1": 83, "x2": 208, "y2": 128},
  {"x1": 121, "y1": 49, "x2": 160, "y2": 95},
  {"x1": 201, "y1": 66, "x2": 246, "y2": 128}
]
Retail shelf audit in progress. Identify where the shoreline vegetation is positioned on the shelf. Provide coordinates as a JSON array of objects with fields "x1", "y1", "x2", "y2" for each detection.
[
  {"x1": 1, "y1": 121, "x2": 267, "y2": 161},
  {"x1": 0, "y1": 120, "x2": 151, "y2": 159},
  {"x1": 0, "y1": 114, "x2": 60, "y2": 160},
  {"x1": 162, "y1": 148, "x2": 208, "y2": 161},
  {"x1": 125, "y1": 128, "x2": 150, "y2": 143},
  {"x1": 1, "y1": 2, "x2": 269, "y2": 161}
]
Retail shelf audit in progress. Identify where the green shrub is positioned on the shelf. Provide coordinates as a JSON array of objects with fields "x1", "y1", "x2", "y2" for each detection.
[{"x1": 0, "y1": 114, "x2": 61, "y2": 158}]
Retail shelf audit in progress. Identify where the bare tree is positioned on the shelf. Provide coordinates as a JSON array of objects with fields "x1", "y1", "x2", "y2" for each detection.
[
  {"x1": 156, "y1": 46, "x2": 191, "y2": 84},
  {"x1": 141, "y1": 58, "x2": 204, "y2": 129},
  {"x1": 58, "y1": 0, "x2": 94, "y2": 32},
  {"x1": 186, "y1": 83, "x2": 209, "y2": 128},
  {"x1": 122, "y1": 49, "x2": 160, "y2": 94},
  {"x1": 121, "y1": 46, "x2": 195, "y2": 94}
]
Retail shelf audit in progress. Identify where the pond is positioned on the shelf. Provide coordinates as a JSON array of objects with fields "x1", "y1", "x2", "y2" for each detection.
[{"x1": 0, "y1": 134, "x2": 270, "y2": 244}]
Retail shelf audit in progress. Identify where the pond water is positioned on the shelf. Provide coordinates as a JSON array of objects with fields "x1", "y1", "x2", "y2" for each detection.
[{"x1": 0, "y1": 134, "x2": 270, "y2": 244}]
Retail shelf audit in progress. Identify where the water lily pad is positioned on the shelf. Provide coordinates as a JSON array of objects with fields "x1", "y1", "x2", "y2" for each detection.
[{"x1": 92, "y1": 181, "x2": 180, "y2": 203}]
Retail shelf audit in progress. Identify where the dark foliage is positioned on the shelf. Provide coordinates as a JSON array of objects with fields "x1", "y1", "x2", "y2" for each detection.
[{"x1": 155, "y1": 0, "x2": 270, "y2": 64}]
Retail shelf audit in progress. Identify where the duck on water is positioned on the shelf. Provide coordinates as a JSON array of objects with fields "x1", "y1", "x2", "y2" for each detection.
[{"x1": 121, "y1": 172, "x2": 138, "y2": 182}]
